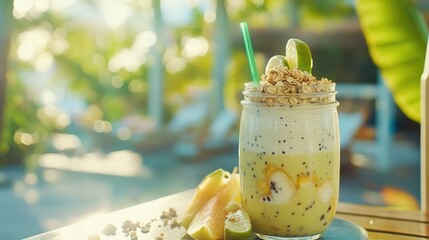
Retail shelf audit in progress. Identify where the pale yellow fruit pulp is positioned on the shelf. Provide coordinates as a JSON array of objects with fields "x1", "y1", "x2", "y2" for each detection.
[{"x1": 240, "y1": 151, "x2": 339, "y2": 236}]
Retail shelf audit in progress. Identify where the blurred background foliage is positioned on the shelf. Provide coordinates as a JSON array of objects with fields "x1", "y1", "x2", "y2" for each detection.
[
  {"x1": 0, "y1": 0, "x2": 426, "y2": 167},
  {"x1": 356, "y1": 0, "x2": 428, "y2": 123}
]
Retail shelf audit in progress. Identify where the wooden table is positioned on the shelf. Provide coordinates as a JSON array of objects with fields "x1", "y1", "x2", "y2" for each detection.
[{"x1": 25, "y1": 189, "x2": 429, "y2": 240}]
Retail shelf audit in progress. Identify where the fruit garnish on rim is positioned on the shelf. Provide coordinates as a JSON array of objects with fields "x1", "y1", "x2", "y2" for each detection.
[
  {"x1": 264, "y1": 55, "x2": 289, "y2": 74},
  {"x1": 285, "y1": 38, "x2": 313, "y2": 74}
]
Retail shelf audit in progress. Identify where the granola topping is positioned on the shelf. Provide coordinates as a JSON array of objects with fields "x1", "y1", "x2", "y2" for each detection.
[{"x1": 244, "y1": 67, "x2": 335, "y2": 105}]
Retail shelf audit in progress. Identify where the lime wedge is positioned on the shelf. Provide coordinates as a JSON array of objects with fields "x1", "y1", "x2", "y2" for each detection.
[
  {"x1": 285, "y1": 38, "x2": 313, "y2": 74},
  {"x1": 224, "y1": 209, "x2": 254, "y2": 240},
  {"x1": 265, "y1": 55, "x2": 289, "y2": 74}
]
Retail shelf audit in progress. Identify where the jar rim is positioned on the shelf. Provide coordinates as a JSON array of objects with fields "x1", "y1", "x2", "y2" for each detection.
[
  {"x1": 241, "y1": 99, "x2": 339, "y2": 108},
  {"x1": 242, "y1": 90, "x2": 337, "y2": 98},
  {"x1": 242, "y1": 88, "x2": 337, "y2": 106}
]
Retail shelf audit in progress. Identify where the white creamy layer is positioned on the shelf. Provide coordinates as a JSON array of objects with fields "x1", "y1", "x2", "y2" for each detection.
[{"x1": 239, "y1": 104, "x2": 339, "y2": 155}]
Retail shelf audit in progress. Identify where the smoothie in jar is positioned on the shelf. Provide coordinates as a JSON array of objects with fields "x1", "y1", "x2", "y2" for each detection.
[{"x1": 239, "y1": 39, "x2": 340, "y2": 240}]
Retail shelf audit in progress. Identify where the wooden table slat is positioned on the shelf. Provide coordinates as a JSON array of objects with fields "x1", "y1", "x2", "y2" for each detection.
[
  {"x1": 367, "y1": 231, "x2": 429, "y2": 240},
  {"x1": 336, "y1": 213, "x2": 429, "y2": 238},
  {"x1": 338, "y1": 202, "x2": 429, "y2": 223}
]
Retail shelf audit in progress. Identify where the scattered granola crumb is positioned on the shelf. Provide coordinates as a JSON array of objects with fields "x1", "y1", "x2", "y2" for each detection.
[
  {"x1": 141, "y1": 222, "x2": 151, "y2": 233},
  {"x1": 100, "y1": 207, "x2": 180, "y2": 239},
  {"x1": 161, "y1": 208, "x2": 178, "y2": 220},
  {"x1": 159, "y1": 208, "x2": 181, "y2": 229},
  {"x1": 129, "y1": 231, "x2": 138, "y2": 240},
  {"x1": 170, "y1": 218, "x2": 180, "y2": 229},
  {"x1": 102, "y1": 223, "x2": 117, "y2": 236},
  {"x1": 122, "y1": 220, "x2": 139, "y2": 236},
  {"x1": 155, "y1": 233, "x2": 165, "y2": 240}
]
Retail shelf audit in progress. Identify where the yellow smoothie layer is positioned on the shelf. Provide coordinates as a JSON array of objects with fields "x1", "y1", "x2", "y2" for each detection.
[{"x1": 239, "y1": 150, "x2": 339, "y2": 237}]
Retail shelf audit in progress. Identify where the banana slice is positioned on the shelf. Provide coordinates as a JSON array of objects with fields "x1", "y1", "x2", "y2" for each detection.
[{"x1": 258, "y1": 165, "x2": 296, "y2": 204}]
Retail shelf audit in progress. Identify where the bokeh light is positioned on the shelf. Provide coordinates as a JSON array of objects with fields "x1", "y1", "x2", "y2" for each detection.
[
  {"x1": 17, "y1": 28, "x2": 51, "y2": 62},
  {"x1": 117, "y1": 127, "x2": 132, "y2": 141},
  {"x1": 204, "y1": 10, "x2": 216, "y2": 23},
  {"x1": 24, "y1": 173, "x2": 39, "y2": 186},
  {"x1": 13, "y1": 0, "x2": 33, "y2": 19},
  {"x1": 182, "y1": 36, "x2": 209, "y2": 59},
  {"x1": 14, "y1": 131, "x2": 36, "y2": 146},
  {"x1": 111, "y1": 76, "x2": 124, "y2": 88},
  {"x1": 51, "y1": 133, "x2": 81, "y2": 151},
  {"x1": 93, "y1": 120, "x2": 112, "y2": 133},
  {"x1": 128, "y1": 79, "x2": 146, "y2": 93}
]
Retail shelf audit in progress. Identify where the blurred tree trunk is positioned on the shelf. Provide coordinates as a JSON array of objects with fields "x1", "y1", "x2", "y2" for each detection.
[
  {"x1": 0, "y1": 1, "x2": 13, "y2": 141},
  {"x1": 148, "y1": 0, "x2": 165, "y2": 131},
  {"x1": 211, "y1": 0, "x2": 230, "y2": 116}
]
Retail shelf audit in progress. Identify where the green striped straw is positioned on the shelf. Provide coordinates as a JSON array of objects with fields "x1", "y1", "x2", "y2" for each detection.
[{"x1": 240, "y1": 22, "x2": 259, "y2": 85}]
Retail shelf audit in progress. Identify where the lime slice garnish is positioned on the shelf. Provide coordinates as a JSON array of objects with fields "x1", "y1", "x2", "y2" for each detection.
[
  {"x1": 285, "y1": 38, "x2": 313, "y2": 74},
  {"x1": 264, "y1": 55, "x2": 289, "y2": 74},
  {"x1": 224, "y1": 209, "x2": 254, "y2": 240}
]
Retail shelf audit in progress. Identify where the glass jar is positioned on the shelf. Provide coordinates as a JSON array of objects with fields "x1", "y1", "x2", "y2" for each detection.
[{"x1": 239, "y1": 82, "x2": 340, "y2": 240}]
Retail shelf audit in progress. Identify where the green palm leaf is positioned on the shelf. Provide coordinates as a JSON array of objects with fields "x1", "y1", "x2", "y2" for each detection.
[{"x1": 356, "y1": 0, "x2": 428, "y2": 122}]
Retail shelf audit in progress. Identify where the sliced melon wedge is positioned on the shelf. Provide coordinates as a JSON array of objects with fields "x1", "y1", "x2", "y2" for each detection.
[
  {"x1": 187, "y1": 173, "x2": 240, "y2": 240},
  {"x1": 180, "y1": 169, "x2": 231, "y2": 228}
]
